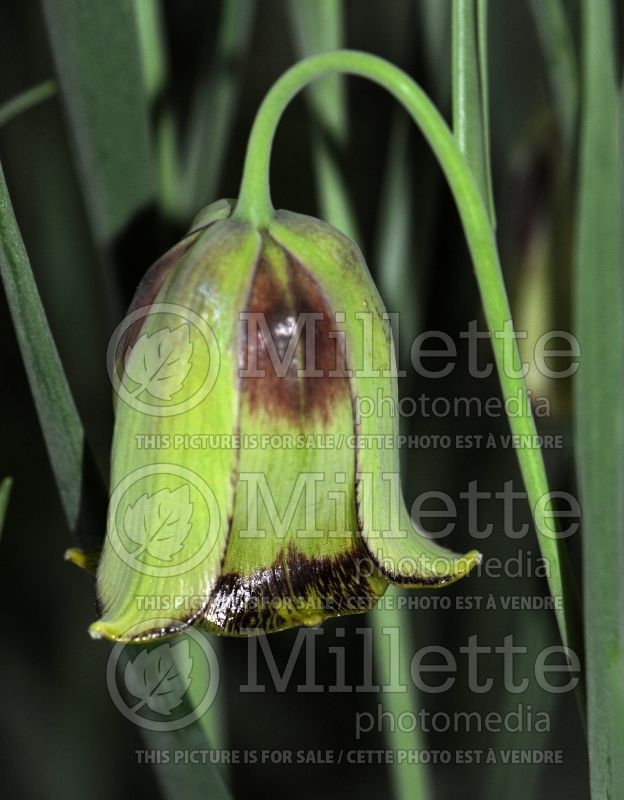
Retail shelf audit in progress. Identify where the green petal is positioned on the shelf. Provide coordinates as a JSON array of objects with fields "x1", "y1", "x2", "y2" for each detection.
[
  {"x1": 270, "y1": 210, "x2": 481, "y2": 587},
  {"x1": 203, "y1": 235, "x2": 387, "y2": 635},
  {"x1": 91, "y1": 219, "x2": 261, "y2": 642}
]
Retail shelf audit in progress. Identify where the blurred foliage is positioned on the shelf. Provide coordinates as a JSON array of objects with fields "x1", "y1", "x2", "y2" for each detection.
[{"x1": 2, "y1": 0, "x2": 619, "y2": 798}]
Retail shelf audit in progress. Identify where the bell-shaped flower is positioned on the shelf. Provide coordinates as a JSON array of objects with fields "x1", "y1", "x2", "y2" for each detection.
[{"x1": 86, "y1": 199, "x2": 479, "y2": 641}]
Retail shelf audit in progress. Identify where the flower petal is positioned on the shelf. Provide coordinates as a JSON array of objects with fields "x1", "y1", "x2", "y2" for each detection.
[
  {"x1": 270, "y1": 210, "x2": 481, "y2": 589},
  {"x1": 204, "y1": 236, "x2": 387, "y2": 634},
  {"x1": 91, "y1": 220, "x2": 261, "y2": 642}
]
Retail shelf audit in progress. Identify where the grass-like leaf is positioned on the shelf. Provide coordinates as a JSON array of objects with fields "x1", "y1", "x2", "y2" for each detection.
[
  {"x1": 134, "y1": 0, "x2": 167, "y2": 102},
  {"x1": 134, "y1": 631, "x2": 233, "y2": 800},
  {"x1": 373, "y1": 137, "x2": 435, "y2": 800},
  {"x1": 0, "y1": 81, "x2": 57, "y2": 129},
  {"x1": 0, "y1": 477, "x2": 12, "y2": 538},
  {"x1": 373, "y1": 111, "x2": 447, "y2": 365},
  {"x1": 370, "y1": 593, "x2": 432, "y2": 800},
  {"x1": 41, "y1": 0, "x2": 154, "y2": 244},
  {"x1": 528, "y1": 0, "x2": 578, "y2": 153},
  {"x1": 575, "y1": 0, "x2": 624, "y2": 795},
  {"x1": 135, "y1": 0, "x2": 256, "y2": 224},
  {"x1": 372, "y1": 47, "x2": 432, "y2": 800},
  {"x1": 452, "y1": 0, "x2": 495, "y2": 225},
  {"x1": 142, "y1": 725, "x2": 233, "y2": 800},
  {"x1": 237, "y1": 49, "x2": 584, "y2": 661},
  {"x1": 133, "y1": 0, "x2": 179, "y2": 219},
  {"x1": 180, "y1": 0, "x2": 256, "y2": 220},
  {"x1": 287, "y1": 0, "x2": 358, "y2": 239},
  {"x1": 481, "y1": 609, "x2": 562, "y2": 799},
  {"x1": 476, "y1": 0, "x2": 493, "y2": 222},
  {"x1": 290, "y1": 10, "x2": 428, "y2": 795},
  {"x1": 417, "y1": 0, "x2": 452, "y2": 105},
  {"x1": 0, "y1": 129, "x2": 231, "y2": 800},
  {"x1": 288, "y1": 12, "x2": 425, "y2": 792},
  {"x1": 451, "y1": 3, "x2": 581, "y2": 664},
  {"x1": 0, "y1": 163, "x2": 104, "y2": 546}
]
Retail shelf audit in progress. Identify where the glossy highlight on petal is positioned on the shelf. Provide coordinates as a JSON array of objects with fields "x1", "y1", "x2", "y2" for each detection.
[
  {"x1": 84, "y1": 200, "x2": 481, "y2": 642},
  {"x1": 241, "y1": 244, "x2": 350, "y2": 423}
]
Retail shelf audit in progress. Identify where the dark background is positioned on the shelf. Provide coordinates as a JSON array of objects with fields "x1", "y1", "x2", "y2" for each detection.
[{"x1": 0, "y1": 1, "x2": 589, "y2": 798}]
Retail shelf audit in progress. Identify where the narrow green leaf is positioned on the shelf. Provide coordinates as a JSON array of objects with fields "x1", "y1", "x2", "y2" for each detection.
[
  {"x1": 575, "y1": 0, "x2": 624, "y2": 795},
  {"x1": 371, "y1": 29, "x2": 431, "y2": 799},
  {"x1": 0, "y1": 164, "x2": 104, "y2": 545},
  {"x1": 452, "y1": 0, "x2": 495, "y2": 225},
  {"x1": 178, "y1": 0, "x2": 256, "y2": 220},
  {"x1": 136, "y1": 632, "x2": 233, "y2": 800},
  {"x1": 528, "y1": 0, "x2": 578, "y2": 153},
  {"x1": 481, "y1": 609, "x2": 562, "y2": 800},
  {"x1": 133, "y1": 0, "x2": 182, "y2": 222},
  {"x1": 134, "y1": 0, "x2": 167, "y2": 102},
  {"x1": 477, "y1": 0, "x2": 494, "y2": 223},
  {"x1": 375, "y1": 116, "x2": 413, "y2": 312},
  {"x1": 185, "y1": 628, "x2": 229, "y2": 770},
  {"x1": 1, "y1": 162, "x2": 231, "y2": 797},
  {"x1": 374, "y1": 10, "x2": 442, "y2": 362},
  {"x1": 371, "y1": 592, "x2": 432, "y2": 800},
  {"x1": 620, "y1": 79, "x2": 623, "y2": 241},
  {"x1": 135, "y1": 0, "x2": 255, "y2": 223},
  {"x1": 372, "y1": 120, "x2": 436, "y2": 800},
  {"x1": 1, "y1": 23, "x2": 228, "y2": 789},
  {"x1": 287, "y1": 0, "x2": 358, "y2": 239},
  {"x1": 0, "y1": 81, "x2": 57, "y2": 129},
  {"x1": 236, "y1": 50, "x2": 582, "y2": 661},
  {"x1": 374, "y1": 114, "x2": 428, "y2": 361},
  {"x1": 0, "y1": 477, "x2": 13, "y2": 538},
  {"x1": 41, "y1": 0, "x2": 154, "y2": 244},
  {"x1": 416, "y1": 0, "x2": 452, "y2": 105},
  {"x1": 450, "y1": 10, "x2": 580, "y2": 667},
  {"x1": 142, "y1": 725, "x2": 233, "y2": 800}
]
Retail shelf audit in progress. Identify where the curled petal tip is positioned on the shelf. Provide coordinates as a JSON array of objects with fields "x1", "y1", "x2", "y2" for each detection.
[
  {"x1": 88, "y1": 624, "x2": 104, "y2": 640},
  {"x1": 89, "y1": 620, "x2": 126, "y2": 642},
  {"x1": 458, "y1": 549, "x2": 482, "y2": 577}
]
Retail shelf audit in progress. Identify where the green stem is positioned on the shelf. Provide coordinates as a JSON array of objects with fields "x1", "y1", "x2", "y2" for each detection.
[{"x1": 233, "y1": 50, "x2": 580, "y2": 659}]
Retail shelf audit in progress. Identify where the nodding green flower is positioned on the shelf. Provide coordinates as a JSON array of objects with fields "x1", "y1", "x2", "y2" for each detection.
[{"x1": 78, "y1": 199, "x2": 479, "y2": 642}]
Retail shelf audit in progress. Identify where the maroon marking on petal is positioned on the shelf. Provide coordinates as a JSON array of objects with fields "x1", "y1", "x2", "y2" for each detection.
[
  {"x1": 240, "y1": 257, "x2": 301, "y2": 417},
  {"x1": 202, "y1": 542, "x2": 384, "y2": 635},
  {"x1": 240, "y1": 248, "x2": 350, "y2": 423}
]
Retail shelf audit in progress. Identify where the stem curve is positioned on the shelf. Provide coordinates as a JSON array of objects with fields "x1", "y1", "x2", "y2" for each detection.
[{"x1": 233, "y1": 49, "x2": 580, "y2": 661}]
